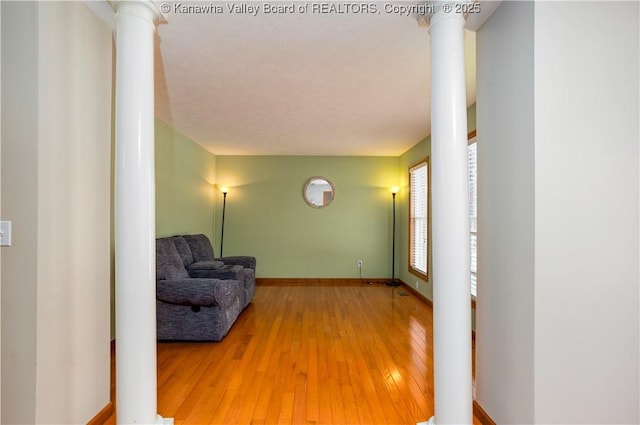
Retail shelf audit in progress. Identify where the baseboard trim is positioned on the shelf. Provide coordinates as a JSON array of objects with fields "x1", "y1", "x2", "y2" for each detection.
[
  {"x1": 256, "y1": 277, "x2": 389, "y2": 286},
  {"x1": 397, "y1": 280, "x2": 433, "y2": 307},
  {"x1": 257, "y1": 278, "x2": 438, "y2": 303},
  {"x1": 398, "y1": 281, "x2": 478, "y2": 343},
  {"x1": 86, "y1": 401, "x2": 114, "y2": 425},
  {"x1": 86, "y1": 339, "x2": 117, "y2": 425},
  {"x1": 473, "y1": 400, "x2": 496, "y2": 425}
]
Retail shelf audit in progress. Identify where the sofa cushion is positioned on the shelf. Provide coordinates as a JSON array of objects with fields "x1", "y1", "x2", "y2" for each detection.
[
  {"x1": 156, "y1": 238, "x2": 189, "y2": 281},
  {"x1": 183, "y1": 234, "x2": 216, "y2": 262},
  {"x1": 171, "y1": 236, "x2": 194, "y2": 267}
]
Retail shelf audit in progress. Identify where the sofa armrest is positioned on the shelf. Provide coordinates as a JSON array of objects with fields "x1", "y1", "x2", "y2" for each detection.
[
  {"x1": 156, "y1": 278, "x2": 239, "y2": 307},
  {"x1": 187, "y1": 263, "x2": 242, "y2": 280},
  {"x1": 216, "y1": 256, "x2": 256, "y2": 270}
]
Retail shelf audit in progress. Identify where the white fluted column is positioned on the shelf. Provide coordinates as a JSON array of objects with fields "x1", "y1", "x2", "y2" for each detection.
[
  {"x1": 114, "y1": 1, "x2": 168, "y2": 424},
  {"x1": 429, "y1": 2, "x2": 472, "y2": 424}
]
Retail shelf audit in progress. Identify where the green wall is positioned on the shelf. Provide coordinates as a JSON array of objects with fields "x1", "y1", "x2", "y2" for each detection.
[
  {"x1": 153, "y1": 103, "x2": 476, "y2": 284},
  {"x1": 216, "y1": 156, "x2": 400, "y2": 278},
  {"x1": 155, "y1": 119, "x2": 217, "y2": 240}
]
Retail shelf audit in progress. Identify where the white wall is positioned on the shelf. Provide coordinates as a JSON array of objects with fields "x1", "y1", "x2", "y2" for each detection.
[
  {"x1": 533, "y1": 2, "x2": 639, "y2": 422},
  {"x1": 1, "y1": 3, "x2": 39, "y2": 422},
  {"x1": 476, "y1": 1, "x2": 640, "y2": 423},
  {"x1": 1, "y1": 1, "x2": 112, "y2": 423},
  {"x1": 475, "y1": 2, "x2": 535, "y2": 423}
]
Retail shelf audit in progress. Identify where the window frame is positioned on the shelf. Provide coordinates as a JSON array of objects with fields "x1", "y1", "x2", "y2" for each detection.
[{"x1": 408, "y1": 158, "x2": 430, "y2": 281}]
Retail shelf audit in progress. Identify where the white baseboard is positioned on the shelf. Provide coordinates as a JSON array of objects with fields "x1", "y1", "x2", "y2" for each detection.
[{"x1": 157, "y1": 415, "x2": 174, "y2": 425}]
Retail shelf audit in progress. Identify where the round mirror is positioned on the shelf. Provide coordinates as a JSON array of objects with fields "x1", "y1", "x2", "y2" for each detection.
[{"x1": 303, "y1": 177, "x2": 335, "y2": 208}]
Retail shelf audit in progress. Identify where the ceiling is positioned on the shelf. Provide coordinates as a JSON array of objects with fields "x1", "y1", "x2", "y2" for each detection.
[{"x1": 153, "y1": 3, "x2": 478, "y2": 156}]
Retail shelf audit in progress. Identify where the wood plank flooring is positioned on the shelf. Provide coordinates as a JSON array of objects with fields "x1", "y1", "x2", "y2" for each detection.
[{"x1": 104, "y1": 282, "x2": 479, "y2": 424}]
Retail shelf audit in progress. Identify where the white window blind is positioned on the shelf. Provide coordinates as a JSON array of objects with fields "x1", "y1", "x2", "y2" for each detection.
[
  {"x1": 410, "y1": 160, "x2": 428, "y2": 277},
  {"x1": 468, "y1": 139, "x2": 477, "y2": 297}
]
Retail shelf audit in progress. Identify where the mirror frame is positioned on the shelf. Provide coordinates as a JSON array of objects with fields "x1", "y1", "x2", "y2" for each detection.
[{"x1": 303, "y1": 176, "x2": 335, "y2": 209}]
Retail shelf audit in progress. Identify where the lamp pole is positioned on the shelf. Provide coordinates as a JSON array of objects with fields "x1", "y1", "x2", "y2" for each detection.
[
  {"x1": 387, "y1": 187, "x2": 400, "y2": 287},
  {"x1": 220, "y1": 188, "x2": 228, "y2": 257}
]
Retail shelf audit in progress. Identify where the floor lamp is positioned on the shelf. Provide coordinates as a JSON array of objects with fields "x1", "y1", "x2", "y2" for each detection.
[
  {"x1": 220, "y1": 187, "x2": 228, "y2": 257},
  {"x1": 387, "y1": 186, "x2": 400, "y2": 286}
]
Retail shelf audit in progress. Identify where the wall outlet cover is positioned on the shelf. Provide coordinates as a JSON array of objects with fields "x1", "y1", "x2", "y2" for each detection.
[{"x1": 0, "y1": 221, "x2": 12, "y2": 247}]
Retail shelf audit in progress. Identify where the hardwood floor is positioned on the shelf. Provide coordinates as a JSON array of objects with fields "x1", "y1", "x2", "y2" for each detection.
[{"x1": 104, "y1": 282, "x2": 480, "y2": 424}]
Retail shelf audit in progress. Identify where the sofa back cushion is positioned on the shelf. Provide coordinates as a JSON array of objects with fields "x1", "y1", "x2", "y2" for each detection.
[
  {"x1": 156, "y1": 238, "x2": 189, "y2": 280},
  {"x1": 183, "y1": 234, "x2": 215, "y2": 263},
  {"x1": 171, "y1": 236, "x2": 194, "y2": 267}
]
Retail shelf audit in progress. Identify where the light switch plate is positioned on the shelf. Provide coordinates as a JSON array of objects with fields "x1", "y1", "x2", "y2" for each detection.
[{"x1": 0, "y1": 221, "x2": 12, "y2": 247}]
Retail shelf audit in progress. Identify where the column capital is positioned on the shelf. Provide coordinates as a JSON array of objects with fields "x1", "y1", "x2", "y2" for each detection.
[
  {"x1": 431, "y1": 1, "x2": 473, "y2": 23},
  {"x1": 415, "y1": 1, "x2": 474, "y2": 27},
  {"x1": 417, "y1": 1, "x2": 501, "y2": 31},
  {"x1": 113, "y1": 0, "x2": 167, "y2": 24}
]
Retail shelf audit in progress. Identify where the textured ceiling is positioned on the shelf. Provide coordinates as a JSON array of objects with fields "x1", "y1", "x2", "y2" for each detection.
[{"x1": 154, "y1": 3, "x2": 477, "y2": 156}]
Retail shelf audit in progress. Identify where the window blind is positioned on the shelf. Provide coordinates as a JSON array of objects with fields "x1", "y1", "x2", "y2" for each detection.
[
  {"x1": 410, "y1": 161, "x2": 428, "y2": 276},
  {"x1": 468, "y1": 140, "x2": 477, "y2": 297}
]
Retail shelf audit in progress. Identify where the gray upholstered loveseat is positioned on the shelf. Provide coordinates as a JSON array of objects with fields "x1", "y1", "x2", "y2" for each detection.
[{"x1": 155, "y1": 234, "x2": 256, "y2": 341}]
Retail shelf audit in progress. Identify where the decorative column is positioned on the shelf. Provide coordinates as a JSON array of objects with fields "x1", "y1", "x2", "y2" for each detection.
[
  {"x1": 428, "y1": 2, "x2": 472, "y2": 424},
  {"x1": 114, "y1": 1, "x2": 170, "y2": 424}
]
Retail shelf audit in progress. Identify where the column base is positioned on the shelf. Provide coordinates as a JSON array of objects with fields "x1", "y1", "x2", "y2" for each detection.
[
  {"x1": 157, "y1": 415, "x2": 174, "y2": 425},
  {"x1": 416, "y1": 416, "x2": 436, "y2": 425}
]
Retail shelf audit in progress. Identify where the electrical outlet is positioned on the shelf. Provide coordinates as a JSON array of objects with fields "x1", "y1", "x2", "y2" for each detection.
[
  {"x1": 357, "y1": 260, "x2": 363, "y2": 268},
  {"x1": 415, "y1": 281, "x2": 420, "y2": 289}
]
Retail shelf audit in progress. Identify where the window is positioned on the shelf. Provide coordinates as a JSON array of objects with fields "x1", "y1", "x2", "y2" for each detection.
[
  {"x1": 468, "y1": 136, "x2": 477, "y2": 297},
  {"x1": 409, "y1": 159, "x2": 429, "y2": 279}
]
